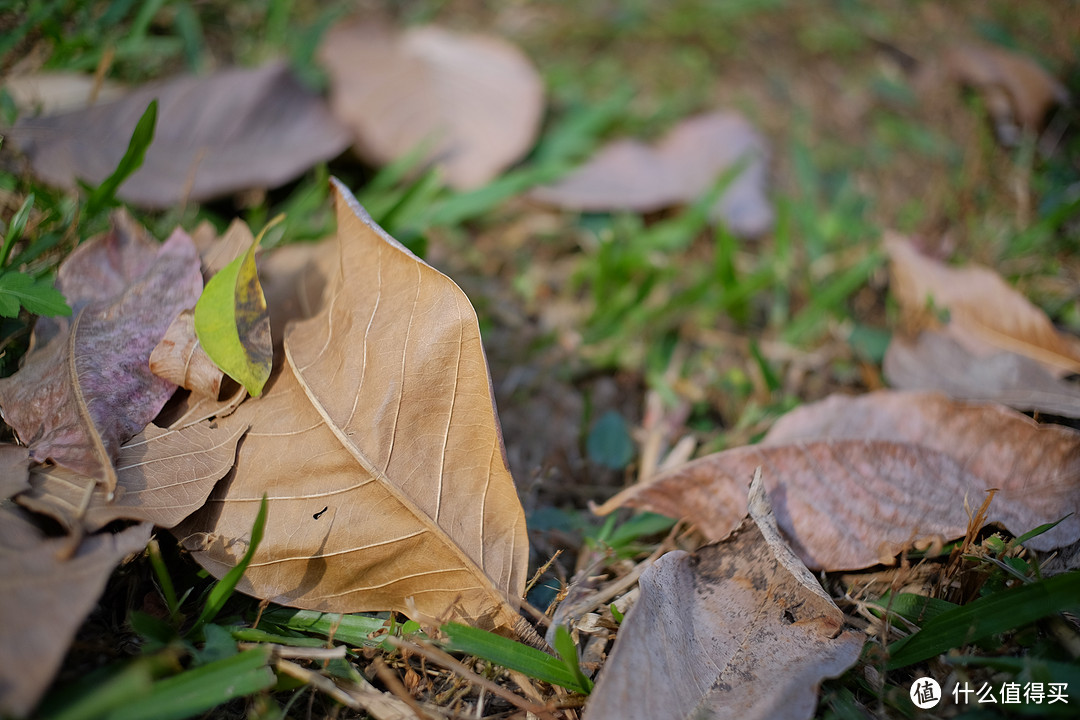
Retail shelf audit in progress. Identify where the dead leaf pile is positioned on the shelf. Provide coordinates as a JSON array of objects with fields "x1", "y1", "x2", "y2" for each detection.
[
  {"x1": 596, "y1": 390, "x2": 1080, "y2": 570},
  {"x1": 585, "y1": 475, "x2": 863, "y2": 720},
  {"x1": 0, "y1": 179, "x2": 532, "y2": 716},
  {"x1": 883, "y1": 232, "x2": 1080, "y2": 417}
]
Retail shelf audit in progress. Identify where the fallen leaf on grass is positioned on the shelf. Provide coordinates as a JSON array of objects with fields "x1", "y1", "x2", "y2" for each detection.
[
  {"x1": 174, "y1": 179, "x2": 528, "y2": 632},
  {"x1": 530, "y1": 112, "x2": 773, "y2": 238},
  {"x1": 883, "y1": 330, "x2": 1080, "y2": 419},
  {"x1": 584, "y1": 474, "x2": 862, "y2": 720},
  {"x1": 886, "y1": 232, "x2": 1080, "y2": 375},
  {"x1": 938, "y1": 43, "x2": 1069, "y2": 144},
  {"x1": 3, "y1": 72, "x2": 125, "y2": 115},
  {"x1": 595, "y1": 391, "x2": 1080, "y2": 569},
  {"x1": 319, "y1": 21, "x2": 543, "y2": 190},
  {"x1": 0, "y1": 506, "x2": 150, "y2": 718},
  {"x1": 0, "y1": 217, "x2": 202, "y2": 491},
  {"x1": 0, "y1": 444, "x2": 30, "y2": 499},
  {"x1": 7, "y1": 62, "x2": 350, "y2": 208},
  {"x1": 17, "y1": 421, "x2": 245, "y2": 533}
]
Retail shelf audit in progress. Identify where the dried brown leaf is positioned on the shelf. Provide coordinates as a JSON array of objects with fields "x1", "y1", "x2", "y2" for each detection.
[
  {"x1": 940, "y1": 43, "x2": 1068, "y2": 143},
  {"x1": 174, "y1": 179, "x2": 527, "y2": 631},
  {"x1": 596, "y1": 391, "x2": 1080, "y2": 569},
  {"x1": 0, "y1": 221, "x2": 202, "y2": 491},
  {"x1": 319, "y1": 22, "x2": 543, "y2": 190},
  {"x1": 8, "y1": 62, "x2": 350, "y2": 208},
  {"x1": 0, "y1": 507, "x2": 150, "y2": 718},
  {"x1": 584, "y1": 476, "x2": 862, "y2": 720},
  {"x1": 886, "y1": 232, "x2": 1080, "y2": 375},
  {"x1": 530, "y1": 112, "x2": 773, "y2": 238},
  {"x1": 18, "y1": 421, "x2": 244, "y2": 532},
  {"x1": 3, "y1": 72, "x2": 125, "y2": 115},
  {"x1": 884, "y1": 330, "x2": 1080, "y2": 419},
  {"x1": 150, "y1": 310, "x2": 223, "y2": 398},
  {"x1": 0, "y1": 444, "x2": 30, "y2": 500}
]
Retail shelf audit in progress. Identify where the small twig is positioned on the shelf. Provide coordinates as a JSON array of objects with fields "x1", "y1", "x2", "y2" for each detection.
[
  {"x1": 386, "y1": 636, "x2": 559, "y2": 720},
  {"x1": 241, "y1": 642, "x2": 346, "y2": 660},
  {"x1": 276, "y1": 658, "x2": 358, "y2": 709},
  {"x1": 525, "y1": 550, "x2": 562, "y2": 595}
]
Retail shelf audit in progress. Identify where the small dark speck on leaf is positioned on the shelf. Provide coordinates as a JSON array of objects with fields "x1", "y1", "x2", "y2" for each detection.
[{"x1": 313, "y1": 506, "x2": 328, "y2": 520}]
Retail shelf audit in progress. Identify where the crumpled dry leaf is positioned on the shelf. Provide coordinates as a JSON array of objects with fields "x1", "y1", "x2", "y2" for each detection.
[
  {"x1": 17, "y1": 421, "x2": 244, "y2": 533},
  {"x1": 0, "y1": 217, "x2": 202, "y2": 491},
  {"x1": 884, "y1": 330, "x2": 1080, "y2": 419},
  {"x1": 595, "y1": 391, "x2": 1080, "y2": 569},
  {"x1": 7, "y1": 61, "x2": 351, "y2": 208},
  {"x1": 174, "y1": 179, "x2": 528, "y2": 632},
  {"x1": 3, "y1": 72, "x2": 125, "y2": 115},
  {"x1": 584, "y1": 474, "x2": 862, "y2": 720},
  {"x1": 936, "y1": 42, "x2": 1069, "y2": 144},
  {"x1": 319, "y1": 21, "x2": 543, "y2": 190},
  {"x1": 0, "y1": 445, "x2": 30, "y2": 499},
  {"x1": 530, "y1": 111, "x2": 773, "y2": 238},
  {"x1": 887, "y1": 232, "x2": 1080, "y2": 376},
  {"x1": 150, "y1": 310, "x2": 223, "y2": 398},
  {"x1": 0, "y1": 506, "x2": 150, "y2": 718}
]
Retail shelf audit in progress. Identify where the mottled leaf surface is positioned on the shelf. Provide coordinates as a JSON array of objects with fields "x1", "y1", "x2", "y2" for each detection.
[
  {"x1": 19, "y1": 422, "x2": 244, "y2": 532},
  {"x1": 0, "y1": 219, "x2": 202, "y2": 490},
  {"x1": 585, "y1": 478, "x2": 862, "y2": 720},
  {"x1": 0, "y1": 507, "x2": 150, "y2": 718},
  {"x1": 320, "y1": 22, "x2": 543, "y2": 190},
  {"x1": 531, "y1": 112, "x2": 773, "y2": 238},
  {"x1": 8, "y1": 62, "x2": 350, "y2": 208},
  {"x1": 596, "y1": 391, "x2": 1080, "y2": 568},
  {"x1": 174, "y1": 179, "x2": 528, "y2": 631}
]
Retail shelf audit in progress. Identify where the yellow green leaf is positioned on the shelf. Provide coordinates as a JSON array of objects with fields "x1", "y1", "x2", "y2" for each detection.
[{"x1": 194, "y1": 217, "x2": 278, "y2": 397}]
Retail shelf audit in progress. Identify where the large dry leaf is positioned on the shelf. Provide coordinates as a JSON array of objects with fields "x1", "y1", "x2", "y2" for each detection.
[
  {"x1": 596, "y1": 391, "x2": 1080, "y2": 569},
  {"x1": 319, "y1": 22, "x2": 543, "y2": 190},
  {"x1": 530, "y1": 112, "x2": 773, "y2": 238},
  {"x1": 174, "y1": 179, "x2": 528, "y2": 632},
  {"x1": 0, "y1": 445, "x2": 30, "y2": 500},
  {"x1": 884, "y1": 330, "x2": 1080, "y2": 419},
  {"x1": 3, "y1": 72, "x2": 125, "y2": 115},
  {"x1": 0, "y1": 506, "x2": 150, "y2": 718},
  {"x1": 17, "y1": 421, "x2": 244, "y2": 533},
  {"x1": 886, "y1": 232, "x2": 1080, "y2": 375},
  {"x1": 7, "y1": 62, "x2": 350, "y2": 208},
  {"x1": 935, "y1": 43, "x2": 1068, "y2": 144},
  {"x1": 585, "y1": 476, "x2": 862, "y2": 720},
  {"x1": 0, "y1": 221, "x2": 202, "y2": 491}
]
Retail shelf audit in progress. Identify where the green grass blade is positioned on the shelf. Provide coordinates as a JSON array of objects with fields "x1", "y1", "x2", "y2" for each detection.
[
  {"x1": 442, "y1": 622, "x2": 590, "y2": 693},
  {"x1": 190, "y1": 495, "x2": 268, "y2": 635},
  {"x1": 553, "y1": 625, "x2": 594, "y2": 694},
  {"x1": 101, "y1": 647, "x2": 275, "y2": 720},
  {"x1": 887, "y1": 571, "x2": 1080, "y2": 669},
  {"x1": 41, "y1": 659, "x2": 155, "y2": 720},
  {"x1": 1009, "y1": 515, "x2": 1071, "y2": 551},
  {"x1": 84, "y1": 100, "x2": 157, "y2": 218},
  {"x1": 259, "y1": 607, "x2": 390, "y2": 647}
]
